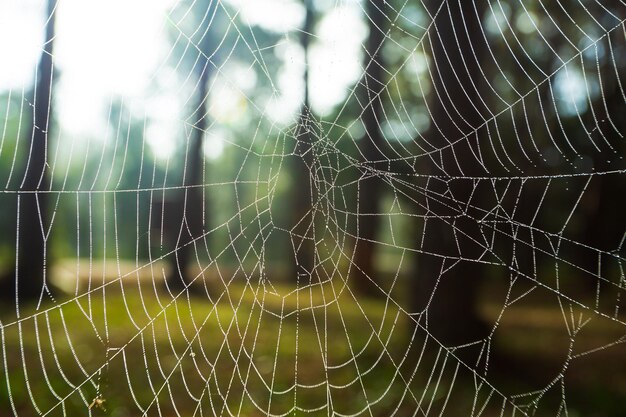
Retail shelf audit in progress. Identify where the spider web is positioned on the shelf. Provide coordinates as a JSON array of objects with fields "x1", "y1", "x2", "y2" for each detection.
[{"x1": 0, "y1": 0, "x2": 625, "y2": 416}]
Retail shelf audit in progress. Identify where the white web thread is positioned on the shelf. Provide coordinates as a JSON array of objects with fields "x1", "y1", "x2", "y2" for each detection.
[{"x1": 0, "y1": 0, "x2": 625, "y2": 416}]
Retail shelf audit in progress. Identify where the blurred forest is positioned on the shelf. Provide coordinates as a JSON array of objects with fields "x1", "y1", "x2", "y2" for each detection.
[{"x1": 0, "y1": 0, "x2": 625, "y2": 416}]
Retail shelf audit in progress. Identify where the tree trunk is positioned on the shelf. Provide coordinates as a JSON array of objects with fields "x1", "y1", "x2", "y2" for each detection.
[
  {"x1": 291, "y1": 0, "x2": 316, "y2": 284},
  {"x1": 167, "y1": 57, "x2": 211, "y2": 293},
  {"x1": 576, "y1": 80, "x2": 626, "y2": 308},
  {"x1": 350, "y1": 0, "x2": 387, "y2": 296},
  {"x1": 1, "y1": 0, "x2": 57, "y2": 309},
  {"x1": 411, "y1": 0, "x2": 489, "y2": 346}
]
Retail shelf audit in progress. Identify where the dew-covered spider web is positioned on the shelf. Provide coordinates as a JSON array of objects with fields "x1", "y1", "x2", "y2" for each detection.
[{"x1": 0, "y1": 0, "x2": 625, "y2": 416}]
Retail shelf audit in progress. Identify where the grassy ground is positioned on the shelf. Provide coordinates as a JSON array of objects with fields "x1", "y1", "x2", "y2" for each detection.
[{"x1": 0, "y1": 274, "x2": 624, "y2": 416}]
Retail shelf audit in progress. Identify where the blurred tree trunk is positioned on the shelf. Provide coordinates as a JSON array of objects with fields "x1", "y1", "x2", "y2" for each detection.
[
  {"x1": 0, "y1": 0, "x2": 57, "y2": 308},
  {"x1": 577, "y1": 72, "x2": 626, "y2": 303},
  {"x1": 411, "y1": 0, "x2": 489, "y2": 346},
  {"x1": 349, "y1": 0, "x2": 387, "y2": 296},
  {"x1": 291, "y1": 0, "x2": 316, "y2": 283},
  {"x1": 167, "y1": 55, "x2": 211, "y2": 293}
]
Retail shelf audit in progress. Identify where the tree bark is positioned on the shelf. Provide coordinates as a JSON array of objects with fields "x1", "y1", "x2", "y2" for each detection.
[
  {"x1": 167, "y1": 55, "x2": 211, "y2": 293},
  {"x1": 349, "y1": 0, "x2": 387, "y2": 296},
  {"x1": 411, "y1": 0, "x2": 489, "y2": 346},
  {"x1": 291, "y1": 0, "x2": 316, "y2": 284},
  {"x1": 1, "y1": 0, "x2": 57, "y2": 308},
  {"x1": 576, "y1": 77, "x2": 626, "y2": 307}
]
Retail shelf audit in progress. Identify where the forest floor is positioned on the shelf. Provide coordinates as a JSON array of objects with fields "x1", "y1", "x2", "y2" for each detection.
[{"x1": 0, "y1": 263, "x2": 624, "y2": 416}]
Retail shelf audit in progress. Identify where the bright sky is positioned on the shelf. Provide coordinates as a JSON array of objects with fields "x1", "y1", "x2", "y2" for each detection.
[
  {"x1": 0, "y1": 0, "x2": 366, "y2": 159},
  {"x1": 0, "y1": 0, "x2": 45, "y2": 89}
]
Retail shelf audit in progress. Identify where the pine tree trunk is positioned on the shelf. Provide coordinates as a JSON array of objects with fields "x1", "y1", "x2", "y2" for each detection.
[
  {"x1": 411, "y1": 0, "x2": 489, "y2": 346},
  {"x1": 350, "y1": 0, "x2": 387, "y2": 296},
  {"x1": 291, "y1": 0, "x2": 316, "y2": 284},
  {"x1": 3, "y1": 0, "x2": 57, "y2": 308},
  {"x1": 167, "y1": 58, "x2": 211, "y2": 293}
]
